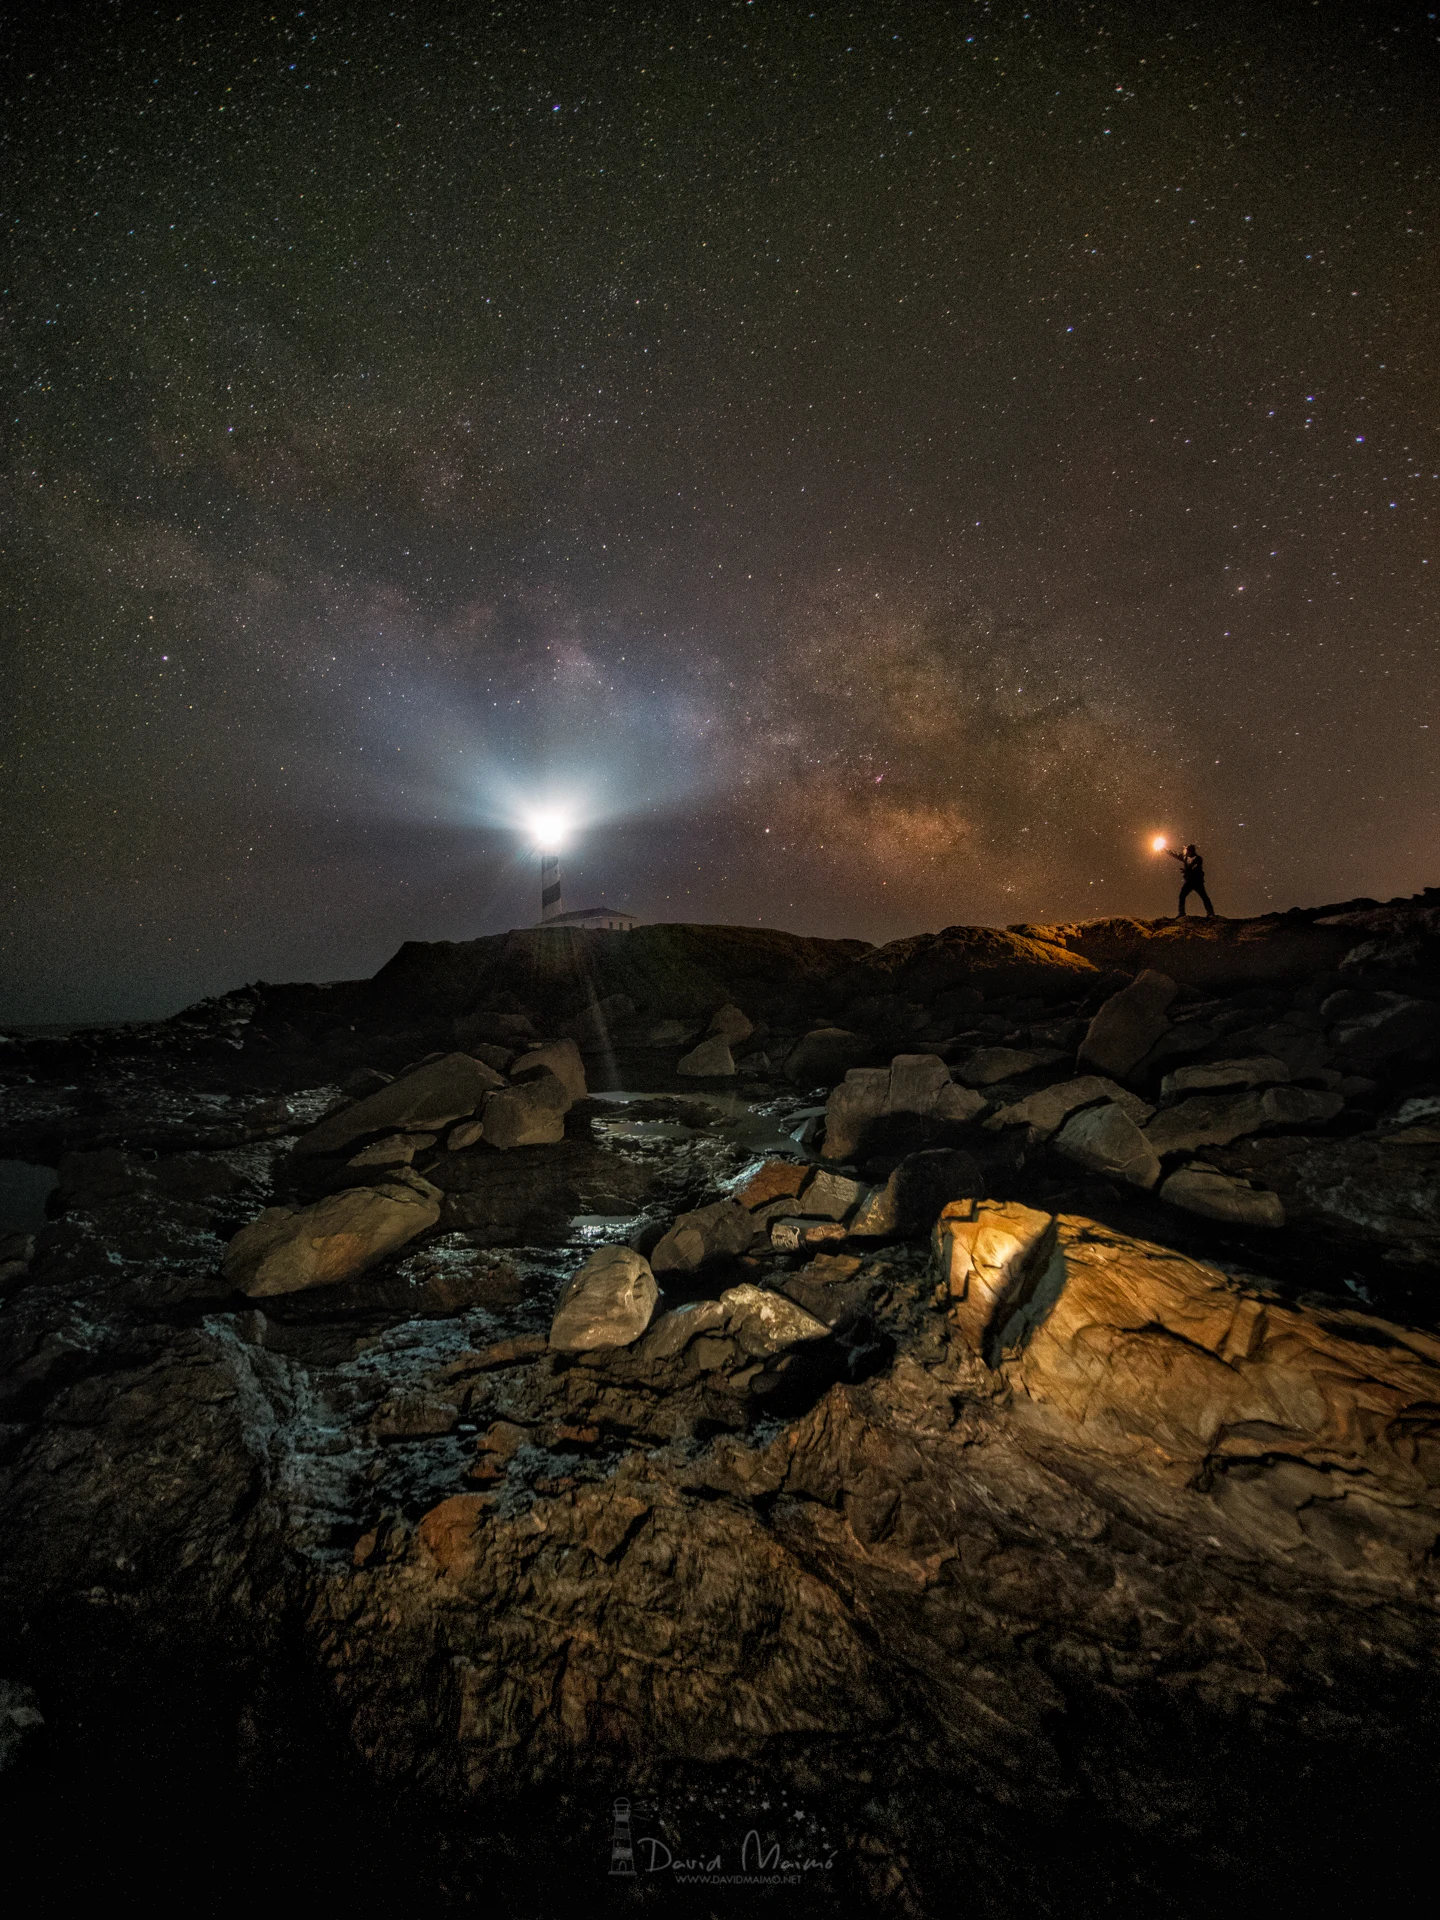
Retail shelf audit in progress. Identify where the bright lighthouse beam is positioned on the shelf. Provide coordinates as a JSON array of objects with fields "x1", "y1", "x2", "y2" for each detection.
[{"x1": 526, "y1": 808, "x2": 569, "y2": 852}]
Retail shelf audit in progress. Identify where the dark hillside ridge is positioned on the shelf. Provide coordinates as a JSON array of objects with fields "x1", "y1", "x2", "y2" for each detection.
[
  {"x1": 362, "y1": 920, "x2": 874, "y2": 1024},
  {"x1": 357, "y1": 888, "x2": 1440, "y2": 1028}
]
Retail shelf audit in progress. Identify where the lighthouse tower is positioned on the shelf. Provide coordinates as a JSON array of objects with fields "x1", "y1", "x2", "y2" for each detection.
[
  {"x1": 539, "y1": 850, "x2": 563, "y2": 923},
  {"x1": 608, "y1": 1798, "x2": 636, "y2": 1876}
]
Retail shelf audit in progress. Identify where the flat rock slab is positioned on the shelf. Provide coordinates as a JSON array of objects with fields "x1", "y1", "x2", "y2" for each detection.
[
  {"x1": 802, "y1": 1169, "x2": 867, "y2": 1220},
  {"x1": 733, "y1": 1159, "x2": 810, "y2": 1210},
  {"x1": 1160, "y1": 1055, "x2": 1291, "y2": 1099},
  {"x1": 955, "y1": 1046, "x2": 1069, "y2": 1088},
  {"x1": 1146, "y1": 1085, "x2": 1344, "y2": 1157},
  {"x1": 295, "y1": 1053, "x2": 506, "y2": 1158},
  {"x1": 1161, "y1": 1166, "x2": 1286, "y2": 1228},
  {"x1": 987, "y1": 1075, "x2": 1153, "y2": 1139},
  {"x1": 223, "y1": 1181, "x2": 442, "y2": 1295}
]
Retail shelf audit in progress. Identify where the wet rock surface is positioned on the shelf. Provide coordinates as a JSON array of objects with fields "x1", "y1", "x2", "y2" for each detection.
[{"x1": 2, "y1": 895, "x2": 1440, "y2": 1912}]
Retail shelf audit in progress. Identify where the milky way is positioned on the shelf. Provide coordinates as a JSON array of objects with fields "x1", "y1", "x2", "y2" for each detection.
[{"x1": 3, "y1": 3, "x2": 1436, "y2": 1020}]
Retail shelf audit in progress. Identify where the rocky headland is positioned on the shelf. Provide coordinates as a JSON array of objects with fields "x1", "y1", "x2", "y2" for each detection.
[{"x1": 2, "y1": 891, "x2": 1439, "y2": 1912}]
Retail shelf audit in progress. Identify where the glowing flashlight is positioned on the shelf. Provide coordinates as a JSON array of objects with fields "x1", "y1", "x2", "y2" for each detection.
[{"x1": 1151, "y1": 835, "x2": 1168, "y2": 853}]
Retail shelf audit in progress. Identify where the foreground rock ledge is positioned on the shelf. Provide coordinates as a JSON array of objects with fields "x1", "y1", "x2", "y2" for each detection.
[{"x1": 294, "y1": 1214, "x2": 1440, "y2": 1904}]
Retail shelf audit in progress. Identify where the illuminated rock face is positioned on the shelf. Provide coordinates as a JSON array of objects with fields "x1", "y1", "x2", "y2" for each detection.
[
  {"x1": 548, "y1": 1246, "x2": 659, "y2": 1351},
  {"x1": 994, "y1": 1215, "x2": 1440, "y2": 1501},
  {"x1": 8, "y1": 895, "x2": 1440, "y2": 1907},
  {"x1": 931, "y1": 1199, "x2": 1059, "y2": 1359},
  {"x1": 222, "y1": 1180, "x2": 442, "y2": 1295}
]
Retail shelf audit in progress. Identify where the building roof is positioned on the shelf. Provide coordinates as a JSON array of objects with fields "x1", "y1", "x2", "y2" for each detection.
[{"x1": 541, "y1": 905, "x2": 640, "y2": 928}]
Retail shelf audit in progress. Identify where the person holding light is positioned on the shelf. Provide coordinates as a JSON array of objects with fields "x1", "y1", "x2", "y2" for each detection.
[{"x1": 1166, "y1": 842, "x2": 1215, "y2": 918}]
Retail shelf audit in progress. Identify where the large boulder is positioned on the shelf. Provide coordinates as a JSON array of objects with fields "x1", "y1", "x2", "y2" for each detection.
[
  {"x1": 510, "y1": 1039, "x2": 587, "y2": 1102},
  {"x1": 990, "y1": 1212, "x2": 1440, "y2": 1491},
  {"x1": 562, "y1": 996, "x2": 636, "y2": 1051},
  {"x1": 717, "y1": 1283, "x2": 829, "y2": 1358},
  {"x1": 1160, "y1": 1166, "x2": 1285, "y2": 1228},
  {"x1": 823, "y1": 1068, "x2": 893, "y2": 1160},
  {"x1": 636, "y1": 1282, "x2": 829, "y2": 1367},
  {"x1": 676, "y1": 1035, "x2": 736, "y2": 1078},
  {"x1": 1078, "y1": 970, "x2": 1180, "y2": 1079},
  {"x1": 850, "y1": 1149, "x2": 986, "y2": 1238},
  {"x1": 823, "y1": 1055, "x2": 986, "y2": 1160},
  {"x1": 479, "y1": 1069, "x2": 572, "y2": 1149},
  {"x1": 650, "y1": 1200, "x2": 757, "y2": 1273},
  {"x1": 1054, "y1": 1103, "x2": 1162, "y2": 1189},
  {"x1": 798, "y1": 1170, "x2": 867, "y2": 1221},
  {"x1": 708, "y1": 1004, "x2": 754, "y2": 1043},
  {"x1": 954, "y1": 1046, "x2": 1069, "y2": 1088},
  {"x1": 295, "y1": 1052, "x2": 506, "y2": 1159},
  {"x1": 1327, "y1": 994, "x2": 1440, "y2": 1076},
  {"x1": 548, "y1": 1246, "x2": 659, "y2": 1352},
  {"x1": 223, "y1": 1181, "x2": 442, "y2": 1296},
  {"x1": 785, "y1": 1027, "x2": 868, "y2": 1086}
]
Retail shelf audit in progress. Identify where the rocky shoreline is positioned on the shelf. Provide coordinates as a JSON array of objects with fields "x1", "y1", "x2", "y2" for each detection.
[{"x1": 2, "y1": 894, "x2": 1438, "y2": 1912}]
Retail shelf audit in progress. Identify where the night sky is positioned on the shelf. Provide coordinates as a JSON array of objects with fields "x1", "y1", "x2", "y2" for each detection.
[{"x1": 3, "y1": 2, "x2": 1436, "y2": 1023}]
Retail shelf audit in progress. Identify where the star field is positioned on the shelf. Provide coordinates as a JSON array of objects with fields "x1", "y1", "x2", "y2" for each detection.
[{"x1": 2, "y1": 1, "x2": 1436, "y2": 1020}]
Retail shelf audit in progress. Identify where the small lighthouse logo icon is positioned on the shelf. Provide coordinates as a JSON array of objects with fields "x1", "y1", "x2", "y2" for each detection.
[{"x1": 608, "y1": 1797, "x2": 637, "y2": 1876}]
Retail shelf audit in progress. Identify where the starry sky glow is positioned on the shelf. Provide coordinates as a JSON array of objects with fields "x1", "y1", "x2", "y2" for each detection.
[{"x1": 3, "y1": 1, "x2": 1437, "y2": 1021}]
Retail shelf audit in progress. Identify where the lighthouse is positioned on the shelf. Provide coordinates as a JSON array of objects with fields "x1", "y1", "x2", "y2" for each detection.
[
  {"x1": 539, "y1": 848, "x2": 564, "y2": 922},
  {"x1": 525, "y1": 808, "x2": 639, "y2": 930},
  {"x1": 608, "y1": 1798, "x2": 637, "y2": 1876},
  {"x1": 527, "y1": 810, "x2": 567, "y2": 923}
]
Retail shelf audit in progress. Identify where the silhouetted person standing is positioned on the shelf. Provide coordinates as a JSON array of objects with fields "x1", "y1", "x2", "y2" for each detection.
[{"x1": 1167, "y1": 843, "x2": 1214, "y2": 917}]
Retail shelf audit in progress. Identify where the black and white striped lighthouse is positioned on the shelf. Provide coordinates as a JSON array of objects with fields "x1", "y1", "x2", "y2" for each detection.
[{"x1": 539, "y1": 849, "x2": 564, "y2": 922}]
